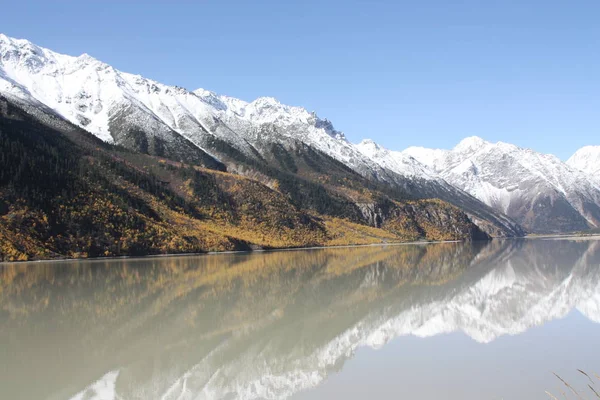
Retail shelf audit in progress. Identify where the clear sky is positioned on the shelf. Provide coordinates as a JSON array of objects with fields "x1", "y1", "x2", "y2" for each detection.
[{"x1": 2, "y1": 0, "x2": 599, "y2": 159}]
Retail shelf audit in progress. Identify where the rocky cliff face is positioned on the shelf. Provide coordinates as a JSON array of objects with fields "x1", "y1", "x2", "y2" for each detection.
[{"x1": 357, "y1": 199, "x2": 490, "y2": 241}]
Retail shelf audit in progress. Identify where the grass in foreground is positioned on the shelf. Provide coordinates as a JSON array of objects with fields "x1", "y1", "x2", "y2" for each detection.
[{"x1": 546, "y1": 370, "x2": 600, "y2": 399}]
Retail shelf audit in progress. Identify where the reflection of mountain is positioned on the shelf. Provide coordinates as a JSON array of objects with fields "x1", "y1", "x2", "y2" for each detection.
[
  {"x1": 356, "y1": 239, "x2": 600, "y2": 345},
  {"x1": 1, "y1": 239, "x2": 599, "y2": 400}
]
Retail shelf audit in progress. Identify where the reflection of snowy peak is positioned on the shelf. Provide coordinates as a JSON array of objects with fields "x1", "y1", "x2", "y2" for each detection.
[
  {"x1": 366, "y1": 244, "x2": 600, "y2": 344},
  {"x1": 404, "y1": 137, "x2": 600, "y2": 233},
  {"x1": 70, "y1": 240, "x2": 600, "y2": 400}
]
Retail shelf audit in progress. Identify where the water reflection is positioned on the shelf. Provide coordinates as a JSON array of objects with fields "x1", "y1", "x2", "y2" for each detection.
[{"x1": 1, "y1": 239, "x2": 599, "y2": 399}]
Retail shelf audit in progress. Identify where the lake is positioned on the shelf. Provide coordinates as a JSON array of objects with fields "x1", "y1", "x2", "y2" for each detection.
[{"x1": 1, "y1": 238, "x2": 599, "y2": 400}]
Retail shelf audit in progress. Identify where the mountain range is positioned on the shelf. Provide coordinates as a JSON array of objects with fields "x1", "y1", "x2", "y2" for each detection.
[
  {"x1": 403, "y1": 137, "x2": 600, "y2": 232},
  {"x1": 1, "y1": 34, "x2": 599, "y2": 259}
]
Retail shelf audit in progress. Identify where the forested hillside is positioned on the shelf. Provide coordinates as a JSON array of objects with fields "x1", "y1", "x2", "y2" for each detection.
[{"x1": 0, "y1": 96, "x2": 488, "y2": 261}]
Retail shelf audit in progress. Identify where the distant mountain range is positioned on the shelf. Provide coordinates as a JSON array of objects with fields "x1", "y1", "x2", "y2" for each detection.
[
  {"x1": 1, "y1": 34, "x2": 599, "y2": 258},
  {"x1": 403, "y1": 137, "x2": 600, "y2": 232}
]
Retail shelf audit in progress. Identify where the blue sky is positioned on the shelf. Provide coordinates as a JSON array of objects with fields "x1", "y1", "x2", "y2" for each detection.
[{"x1": 2, "y1": 0, "x2": 599, "y2": 159}]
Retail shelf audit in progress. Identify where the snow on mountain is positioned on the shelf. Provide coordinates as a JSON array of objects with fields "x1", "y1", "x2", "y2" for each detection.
[
  {"x1": 0, "y1": 35, "x2": 113, "y2": 142},
  {"x1": 0, "y1": 34, "x2": 530, "y2": 238},
  {"x1": 3, "y1": 34, "x2": 596, "y2": 235},
  {"x1": 356, "y1": 139, "x2": 438, "y2": 180},
  {"x1": 567, "y1": 145, "x2": 600, "y2": 178},
  {"x1": 0, "y1": 34, "x2": 389, "y2": 180},
  {"x1": 404, "y1": 137, "x2": 600, "y2": 233},
  {"x1": 356, "y1": 138, "x2": 524, "y2": 236},
  {"x1": 401, "y1": 145, "x2": 448, "y2": 171},
  {"x1": 0, "y1": 34, "x2": 295, "y2": 164},
  {"x1": 190, "y1": 88, "x2": 389, "y2": 179},
  {"x1": 0, "y1": 34, "x2": 250, "y2": 165}
]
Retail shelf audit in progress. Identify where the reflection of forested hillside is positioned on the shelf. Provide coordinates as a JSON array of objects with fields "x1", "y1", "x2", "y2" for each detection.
[
  {"x1": 0, "y1": 242, "x2": 498, "y2": 399},
  {"x1": 1, "y1": 239, "x2": 599, "y2": 400}
]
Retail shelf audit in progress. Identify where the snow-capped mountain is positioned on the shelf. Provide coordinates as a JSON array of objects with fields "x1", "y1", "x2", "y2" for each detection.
[
  {"x1": 0, "y1": 33, "x2": 386, "y2": 179},
  {"x1": 3, "y1": 34, "x2": 597, "y2": 235},
  {"x1": 356, "y1": 139, "x2": 438, "y2": 180},
  {"x1": 404, "y1": 137, "x2": 600, "y2": 233},
  {"x1": 191, "y1": 89, "x2": 392, "y2": 180},
  {"x1": 356, "y1": 138, "x2": 524, "y2": 236},
  {"x1": 0, "y1": 33, "x2": 527, "y2": 237},
  {"x1": 0, "y1": 33, "x2": 260, "y2": 164},
  {"x1": 567, "y1": 145, "x2": 600, "y2": 179}
]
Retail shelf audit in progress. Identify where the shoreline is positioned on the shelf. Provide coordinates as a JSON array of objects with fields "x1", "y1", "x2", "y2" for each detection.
[
  {"x1": 525, "y1": 233, "x2": 600, "y2": 241},
  {"x1": 8, "y1": 233, "x2": 598, "y2": 265},
  {"x1": 0, "y1": 238, "x2": 470, "y2": 266}
]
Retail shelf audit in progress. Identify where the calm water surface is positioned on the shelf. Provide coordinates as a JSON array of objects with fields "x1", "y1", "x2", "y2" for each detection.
[{"x1": 1, "y1": 238, "x2": 600, "y2": 400}]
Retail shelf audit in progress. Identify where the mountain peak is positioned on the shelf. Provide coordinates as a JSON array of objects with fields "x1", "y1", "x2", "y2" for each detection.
[
  {"x1": 192, "y1": 88, "x2": 229, "y2": 110},
  {"x1": 454, "y1": 136, "x2": 490, "y2": 153},
  {"x1": 73, "y1": 53, "x2": 109, "y2": 69},
  {"x1": 356, "y1": 139, "x2": 382, "y2": 153},
  {"x1": 572, "y1": 145, "x2": 600, "y2": 154},
  {"x1": 0, "y1": 33, "x2": 19, "y2": 45},
  {"x1": 193, "y1": 88, "x2": 219, "y2": 98},
  {"x1": 77, "y1": 53, "x2": 96, "y2": 61},
  {"x1": 252, "y1": 96, "x2": 280, "y2": 106},
  {"x1": 357, "y1": 139, "x2": 444, "y2": 180},
  {"x1": 0, "y1": 34, "x2": 39, "y2": 52},
  {"x1": 567, "y1": 145, "x2": 600, "y2": 176}
]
